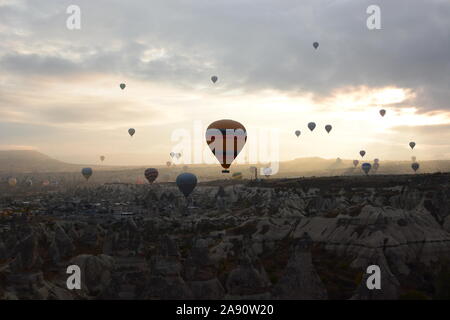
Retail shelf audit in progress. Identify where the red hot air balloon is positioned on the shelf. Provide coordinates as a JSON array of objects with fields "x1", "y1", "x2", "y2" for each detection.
[
  {"x1": 144, "y1": 168, "x2": 158, "y2": 184},
  {"x1": 206, "y1": 119, "x2": 247, "y2": 173}
]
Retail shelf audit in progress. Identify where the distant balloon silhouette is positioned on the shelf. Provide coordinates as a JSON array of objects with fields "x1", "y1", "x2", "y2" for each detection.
[
  {"x1": 361, "y1": 163, "x2": 371, "y2": 175},
  {"x1": 8, "y1": 177, "x2": 17, "y2": 187},
  {"x1": 175, "y1": 153, "x2": 182, "y2": 160},
  {"x1": 353, "y1": 160, "x2": 359, "y2": 167},
  {"x1": 120, "y1": 83, "x2": 126, "y2": 90},
  {"x1": 263, "y1": 167, "x2": 272, "y2": 178},
  {"x1": 176, "y1": 173, "x2": 197, "y2": 198},
  {"x1": 308, "y1": 122, "x2": 316, "y2": 131},
  {"x1": 325, "y1": 124, "x2": 332, "y2": 133},
  {"x1": 100, "y1": 155, "x2": 105, "y2": 162},
  {"x1": 374, "y1": 158, "x2": 379, "y2": 164},
  {"x1": 313, "y1": 42, "x2": 319, "y2": 49},
  {"x1": 144, "y1": 168, "x2": 158, "y2": 183},
  {"x1": 81, "y1": 168, "x2": 93, "y2": 180},
  {"x1": 411, "y1": 156, "x2": 416, "y2": 162},
  {"x1": 170, "y1": 152, "x2": 175, "y2": 158},
  {"x1": 211, "y1": 76, "x2": 218, "y2": 84},
  {"x1": 373, "y1": 162, "x2": 380, "y2": 171},
  {"x1": 379, "y1": 109, "x2": 386, "y2": 117},
  {"x1": 166, "y1": 161, "x2": 172, "y2": 167},
  {"x1": 411, "y1": 162, "x2": 420, "y2": 172},
  {"x1": 206, "y1": 119, "x2": 247, "y2": 173},
  {"x1": 128, "y1": 128, "x2": 135, "y2": 137},
  {"x1": 409, "y1": 142, "x2": 416, "y2": 149},
  {"x1": 359, "y1": 150, "x2": 366, "y2": 158},
  {"x1": 295, "y1": 130, "x2": 301, "y2": 137}
]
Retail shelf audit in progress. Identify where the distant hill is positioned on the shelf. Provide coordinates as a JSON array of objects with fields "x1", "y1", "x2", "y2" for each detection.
[
  {"x1": 1, "y1": 150, "x2": 450, "y2": 179},
  {"x1": 0, "y1": 150, "x2": 80, "y2": 173}
]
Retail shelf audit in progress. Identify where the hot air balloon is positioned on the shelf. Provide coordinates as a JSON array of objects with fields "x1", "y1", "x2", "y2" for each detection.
[
  {"x1": 128, "y1": 128, "x2": 135, "y2": 137},
  {"x1": 295, "y1": 130, "x2": 301, "y2": 137},
  {"x1": 81, "y1": 168, "x2": 93, "y2": 180},
  {"x1": 308, "y1": 122, "x2": 316, "y2": 131},
  {"x1": 120, "y1": 83, "x2": 126, "y2": 90},
  {"x1": 379, "y1": 109, "x2": 386, "y2": 117},
  {"x1": 144, "y1": 168, "x2": 158, "y2": 183},
  {"x1": 374, "y1": 158, "x2": 379, "y2": 164},
  {"x1": 411, "y1": 156, "x2": 416, "y2": 162},
  {"x1": 176, "y1": 173, "x2": 197, "y2": 198},
  {"x1": 409, "y1": 142, "x2": 416, "y2": 149},
  {"x1": 313, "y1": 42, "x2": 319, "y2": 49},
  {"x1": 206, "y1": 119, "x2": 247, "y2": 173},
  {"x1": 411, "y1": 162, "x2": 419, "y2": 172},
  {"x1": 263, "y1": 167, "x2": 272, "y2": 178},
  {"x1": 166, "y1": 161, "x2": 172, "y2": 167},
  {"x1": 359, "y1": 150, "x2": 366, "y2": 158},
  {"x1": 100, "y1": 155, "x2": 105, "y2": 162},
  {"x1": 211, "y1": 76, "x2": 218, "y2": 84},
  {"x1": 170, "y1": 152, "x2": 175, "y2": 158},
  {"x1": 353, "y1": 160, "x2": 359, "y2": 167},
  {"x1": 8, "y1": 177, "x2": 17, "y2": 187},
  {"x1": 325, "y1": 124, "x2": 332, "y2": 133},
  {"x1": 373, "y1": 162, "x2": 380, "y2": 171},
  {"x1": 232, "y1": 172, "x2": 243, "y2": 180},
  {"x1": 361, "y1": 163, "x2": 371, "y2": 175}
]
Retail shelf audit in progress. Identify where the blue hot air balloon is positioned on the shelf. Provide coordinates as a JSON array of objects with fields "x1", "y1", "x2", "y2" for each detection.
[
  {"x1": 361, "y1": 163, "x2": 371, "y2": 175},
  {"x1": 176, "y1": 173, "x2": 197, "y2": 198},
  {"x1": 81, "y1": 168, "x2": 93, "y2": 180}
]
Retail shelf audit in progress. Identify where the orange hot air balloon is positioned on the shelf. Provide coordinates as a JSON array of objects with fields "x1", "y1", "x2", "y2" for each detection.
[{"x1": 206, "y1": 119, "x2": 247, "y2": 173}]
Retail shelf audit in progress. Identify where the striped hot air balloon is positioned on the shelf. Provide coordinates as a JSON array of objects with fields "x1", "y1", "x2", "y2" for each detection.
[
  {"x1": 144, "y1": 168, "x2": 158, "y2": 184},
  {"x1": 206, "y1": 119, "x2": 247, "y2": 173}
]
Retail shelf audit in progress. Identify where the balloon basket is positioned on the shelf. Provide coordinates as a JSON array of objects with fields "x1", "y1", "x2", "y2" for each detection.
[{"x1": 222, "y1": 170, "x2": 230, "y2": 173}]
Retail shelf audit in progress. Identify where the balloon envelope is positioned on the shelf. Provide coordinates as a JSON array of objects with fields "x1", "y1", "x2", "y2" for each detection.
[
  {"x1": 325, "y1": 125, "x2": 332, "y2": 133},
  {"x1": 128, "y1": 128, "x2": 135, "y2": 137},
  {"x1": 144, "y1": 168, "x2": 158, "y2": 183},
  {"x1": 166, "y1": 161, "x2": 172, "y2": 167},
  {"x1": 379, "y1": 109, "x2": 386, "y2": 117},
  {"x1": 313, "y1": 42, "x2": 319, "y2": 49},
  {"x1": 409, "y1": 142, "x2": 416, "y2": 149},
  {"x1": 211, "y1": 76, "x2": 218, "y2": 83},
  {"x1": 412, "y1": 162, "x2": 420, "y2": 172},
  {"x1": 8, "y1": 177, "x2": 17, "y2": 187},
  {"x1": 176, "y1": 173, "x2": 197, "y2": 198},
  {"x1": 81, "y1": 168, "x2": 93, "y2": 180},
  {"x1": 263, "y1": 167, "x2": 272, "y2": 177},
  {"x1": 373, "y1": 162, "x2": 380, "y2": 171},
  {"x1": 374, "y1": 158, "x2": 379, "y2": 164},
  {"x1": 308, "y1": 122, "x2": 316, "y2": 131},
  {"x1": 353, "y1": 160, "x2": 359, "y2": 167},
  {"x1": 359, "y1": 150, "x2": 366, "y2": 157},
  {"x1": 100, "y1": 156, "x2": 105, "y2": 162},
  {"x1": 295, "y1": 130, "x2": 301, "y2": 137},
  {"x1": 206, "y1": 119, "x2": 247, "y2": 173},
  {"x1": 170, "y1": 152, "x2": 175, "y2": 158},
  {"x1": 361, "y1": 163, "x2": 371, "y2": 175},
  {"x1": 120, "y1": 83, "x2": 126, "y2": 90}
]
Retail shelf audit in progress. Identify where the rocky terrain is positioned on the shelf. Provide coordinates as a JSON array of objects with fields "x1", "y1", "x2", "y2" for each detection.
[{"x1": 1, "y1": 173, "x2": 450, "y2": 300}]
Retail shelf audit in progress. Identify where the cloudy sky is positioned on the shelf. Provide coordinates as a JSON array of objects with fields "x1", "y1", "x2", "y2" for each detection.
[{"x1": 0, "y1": 0, "x2": 449, "y2": 165}]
